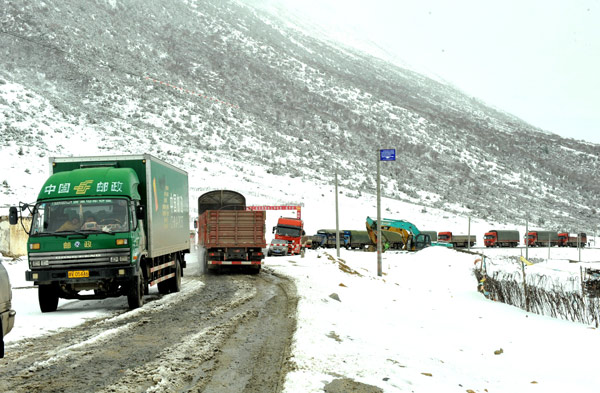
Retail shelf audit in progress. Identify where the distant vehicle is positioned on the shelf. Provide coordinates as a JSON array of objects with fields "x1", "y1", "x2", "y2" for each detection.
[
  {"x1": 558, "y1": 232, "x2": 587, "y2": 248},
  {"x1": 438, "y1": 232, "x2": 475, "y2": 248},
  {"x1": 525, "y1": 231, "x2": 558, "y2": 247},
  {"x1": 421, "y1": 231, "x2": 438, "y2": 242},
  {"x1": 1, "y1": 261, "x2": 16, "y2": 358},
  {"x1": 197, "y1": 190, "x2": 266, "y2": 273},
  {"x1": 366, "y1": 217, "x2": 451, "y2": 251},
  {"x1": 344, "y1": 230, "x2": 372, "y2": 250},
  {"x1": 10, "y1": 154, "x2": 189, "y2": 311},
  {"x1": 273, "y1": 217, "x2": 304, "y2": 255},
  {"x1": 483, "y1": 230, "x2": 520, "y2": 248},
  {"x1": 268, "y1": 239, "x2": 289, "y2": 256}
]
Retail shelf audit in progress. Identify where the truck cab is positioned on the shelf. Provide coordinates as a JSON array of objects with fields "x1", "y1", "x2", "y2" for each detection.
[
  {"x1": 273, "y1": 217, "x2": 304, "y2": 255},
  {"x1": 483, "y1": 232, "x2": 497, "y2": 247}
]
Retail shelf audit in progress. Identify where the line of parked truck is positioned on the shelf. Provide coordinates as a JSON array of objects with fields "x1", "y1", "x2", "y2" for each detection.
[{"x1": 310, "y1": 228, "x2": 589, "y2": 250}]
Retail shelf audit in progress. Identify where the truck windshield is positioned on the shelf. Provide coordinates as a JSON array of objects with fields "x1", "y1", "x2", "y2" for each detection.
[
  {"x1": 483, "y1": 235, "x2": 495, "y2": 240},
  {"x1": 31, "y1": 198, "x2": 130, "y2": 235},
  {"x1": 275, "y1": 225, "x2": 302, "y2": 237},
  {"x1": 438, "y1": 234, "x2": 450, "y2": 241}
]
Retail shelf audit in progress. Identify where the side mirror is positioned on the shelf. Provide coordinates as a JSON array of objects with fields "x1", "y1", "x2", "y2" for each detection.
[
  {"x1": 272, "y1": 226, "x2": 276, "y2": 234},
  {"x1": 193, "y1": 219, "x2": 198, "y2": 229},
  {"x1": 136, "y1": 205, "x2": 145, "y2": 220},
  {"x1": 9, "y1": 206, "x2": 18, "y2": 225}
]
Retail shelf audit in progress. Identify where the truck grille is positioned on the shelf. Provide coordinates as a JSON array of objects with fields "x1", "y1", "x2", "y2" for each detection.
[{"x1": 29, "y1": 248, "x2": 131, "y2": 268}]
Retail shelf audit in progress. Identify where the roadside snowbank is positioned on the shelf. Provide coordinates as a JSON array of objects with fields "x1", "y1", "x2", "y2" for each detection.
[{"x1": 268, "y1": 247, "x2": 600, "y2": 393}]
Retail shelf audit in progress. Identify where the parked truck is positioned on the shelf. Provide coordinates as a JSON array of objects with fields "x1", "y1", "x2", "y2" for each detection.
[
  {"x1": 483, "y1": 230, "x2": 520, "y2": 248},
  {"x1": 273, "y1": 217, "x2": 304, "y2": 255},
  {"x1": 421, "y1": 231, "x2": 438, "y2": 242},
  {"x1": 344, "y1": 230, "x2": 372, "y2": 250},
  {"x1": 525, "y1": 231, "x2": 559, "y2": 247},
  {"x1": 438, "y1": 232, "x2": 475, "y2": 248},
  {"x1": 558, "y1": 232, "x2": 587, "y2": 248},
  {"x1": 9, "y1": 154, "x2": 190, "y2": 311},
  {"x1": 197, "y1": 190, "x2": 266, "y2": 273}
]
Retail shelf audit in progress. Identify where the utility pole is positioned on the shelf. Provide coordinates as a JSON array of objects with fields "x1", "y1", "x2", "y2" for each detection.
[
  {"x1": 335, "y1": 167, "x2": 340, "y2": 258},
  {"x1": 525, "y1": 217, "x2": 529, "y2": 260},
  {"x1": 467, "y1": 216, "x2": 471, "y2": 252}
]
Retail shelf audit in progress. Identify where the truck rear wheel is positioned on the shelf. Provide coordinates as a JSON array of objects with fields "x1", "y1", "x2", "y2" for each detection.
[
  {"x1": 38, "y1": 284, "x2": 59, "y2": 313},
  {"x1": 169, "y1": 257, "x2": 182, "y2": 293},
  {"x1": 127, "y1": 275, "x2": 144, "y2": 309}
]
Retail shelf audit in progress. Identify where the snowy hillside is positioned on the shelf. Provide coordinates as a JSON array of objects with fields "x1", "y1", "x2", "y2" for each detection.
[{"x1": 1, "y1": 0, "x2": 599, "y2": 233}]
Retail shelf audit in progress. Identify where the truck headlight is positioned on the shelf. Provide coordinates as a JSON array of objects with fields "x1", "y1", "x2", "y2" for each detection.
[{"x1": 110, "y1": 256, "x2": 120, "y2": 263}]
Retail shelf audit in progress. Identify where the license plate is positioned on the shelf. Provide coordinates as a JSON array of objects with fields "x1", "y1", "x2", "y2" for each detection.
[{"x1": 68, "y1": 270, "x2": 89, "y2": 278}]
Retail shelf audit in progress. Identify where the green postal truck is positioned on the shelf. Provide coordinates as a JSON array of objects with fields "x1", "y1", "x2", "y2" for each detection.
[{"x1": 9, "y1": 154, "x2": 190, "y2": 311}]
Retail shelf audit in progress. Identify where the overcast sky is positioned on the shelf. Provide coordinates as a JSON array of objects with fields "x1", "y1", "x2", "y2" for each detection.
[{"x1": 247, "y1": 0, "x2": 600, "y2": 144}]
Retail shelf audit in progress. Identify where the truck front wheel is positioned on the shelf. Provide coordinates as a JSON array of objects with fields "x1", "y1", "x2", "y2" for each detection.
[
  {"x1": 127, "y1": 275, "x2": 144, "y2": 309},
  {"x1": 38, "y1": 284, "x2": 59, "y2": 313}
]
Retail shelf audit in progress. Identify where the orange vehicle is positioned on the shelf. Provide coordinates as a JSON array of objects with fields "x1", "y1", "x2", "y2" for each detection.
[
  {"x1": 525, "y1": 231, "x2": 558, "y2": 247},
  {"x1": 483, "y1": 230, "x2": 520, "y2": 248},
  {"x1": 438, "y1": 231, "x2": 475, "y2": 248},
  {"x1": 558, "y1": 232, "x2": 587, "y2": 247},
  {"x1": 272, "y1": 217, "x2": 305, "y2": 255}
]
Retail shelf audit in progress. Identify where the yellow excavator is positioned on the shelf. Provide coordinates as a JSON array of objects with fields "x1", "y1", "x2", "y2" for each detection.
[{"x1": 366, "y1": 217, "x2": 452, "y2": 251}]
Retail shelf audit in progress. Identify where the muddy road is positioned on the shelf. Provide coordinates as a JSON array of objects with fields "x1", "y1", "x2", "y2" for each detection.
[{"x1": 0, "y1": 263, "x2": 297, "y2": 393}]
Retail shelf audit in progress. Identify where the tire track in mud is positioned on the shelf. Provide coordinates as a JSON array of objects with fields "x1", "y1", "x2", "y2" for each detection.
[{"x1": 0, "y1": 270, "x2": 297, "y2": 393}]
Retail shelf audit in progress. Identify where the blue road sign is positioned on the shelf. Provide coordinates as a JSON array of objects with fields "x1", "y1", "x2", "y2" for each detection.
[{"x1": 380, "y1": 149, "x2": 396, "y2": 161}]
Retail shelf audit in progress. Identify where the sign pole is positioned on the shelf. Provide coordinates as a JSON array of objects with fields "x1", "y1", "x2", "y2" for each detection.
[
  {"x1": 335, "y1": 167, "x2": 340, "y2": 258},
  {"x1": 376, "y1": 149, "x2": 395, "y2": 277},
  {"x1": 377, "y1": 153, "x2": 382, "y2": 277}
]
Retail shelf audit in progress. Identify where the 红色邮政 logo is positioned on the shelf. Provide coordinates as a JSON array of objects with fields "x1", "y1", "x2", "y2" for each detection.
[{"x1": 74, "y1": 180, "x2": 94, "y2": 195}]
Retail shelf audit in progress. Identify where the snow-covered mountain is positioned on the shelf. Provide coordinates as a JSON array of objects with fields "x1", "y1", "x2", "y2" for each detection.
[{"x1": 1, "y1": 0, "x2": 599, "y2": 233}]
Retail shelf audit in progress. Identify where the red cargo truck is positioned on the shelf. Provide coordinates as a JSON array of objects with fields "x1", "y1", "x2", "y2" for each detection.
[
  {"x1": 483, "y1": 230, "x2": 520, "y2": 248},
  {"x1": 558, "y1": 232, "x2": 587, "y2": 248},
  {"x1": 272, "y1": 217, "x2": 304, "y2": 255},
  {"x1": 438, "y1": 231, "x2": 475, "y2": 248},
  {"x1": 197, "y1": 190, "x2": 266, "y2": 273},
  {"x1": 525, "y1": 231, "x2": 558, "y2": 247}
]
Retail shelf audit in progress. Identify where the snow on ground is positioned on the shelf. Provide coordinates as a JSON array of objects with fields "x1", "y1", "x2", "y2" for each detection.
[
  {"x1": 269, "y1": 247, "x2": 600, "y2": 393},
  {"x1": 5, "y1": 245, "x2": 600, "y2": 392}
]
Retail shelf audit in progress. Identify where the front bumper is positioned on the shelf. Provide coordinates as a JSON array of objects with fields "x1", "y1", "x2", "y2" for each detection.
[
  {"x1": 1, "y1": 308, "x2": 16, "y2": 337},
  {"x1": 26, "y1": 265, "x2": 136, "y2": 284}
]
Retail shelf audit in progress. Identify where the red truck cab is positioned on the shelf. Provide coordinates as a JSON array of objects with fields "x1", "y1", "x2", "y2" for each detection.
[
  {"x1": 273, "y1": 217, "x2": 304, "y2": 255},
  {"x1": 483, "y1": 232, "x2": 496, "y2": 247},
  {"x1": 558, "y1": 232, "x2": 587, "y2": 247}
]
